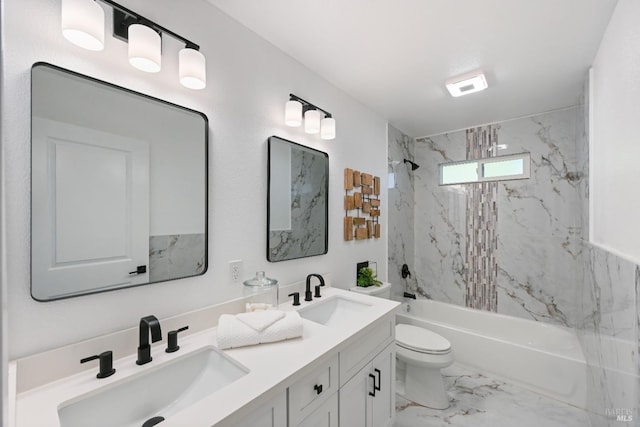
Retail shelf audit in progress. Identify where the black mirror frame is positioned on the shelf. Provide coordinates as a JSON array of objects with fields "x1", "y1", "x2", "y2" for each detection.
[{"x1": 266, "y1": 135, "x2": 329, "y2": 262}]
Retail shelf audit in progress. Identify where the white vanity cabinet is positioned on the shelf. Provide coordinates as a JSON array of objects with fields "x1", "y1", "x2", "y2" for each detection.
[
  {"x1": 339, "y1": 342, "x2": 395, "y2": 427},
  {"x1": 289, "y1": 314, "x2": 396, "y2": 427},
  {"x1": 235, "y1": 392, "x2": 287, "y2": 427},
  {"x1": 11, "y1": 287, "x2": 400, "y2": 427},
  {"x1": 297, "y1": 392, "x2": 338, "y2": 427},
  {"x1": 289, "y1": 354, "x2": 339, "y2": 426}
]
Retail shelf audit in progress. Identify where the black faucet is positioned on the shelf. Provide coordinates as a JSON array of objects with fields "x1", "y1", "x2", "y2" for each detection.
[
  {"x1": 305, "y1": 274, "x2": 325, "y2": 302},
  {"x1": 137, "y1": 315, "x2": 162, "y2": 365},
  {"x1": 403, "y1": 292, "x2": 417, "y2": 300}
]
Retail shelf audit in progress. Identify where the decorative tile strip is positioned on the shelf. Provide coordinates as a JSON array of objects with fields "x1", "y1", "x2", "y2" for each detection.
[{"x1": 465, "y1": 126, "x2": 498, "y2": 311}]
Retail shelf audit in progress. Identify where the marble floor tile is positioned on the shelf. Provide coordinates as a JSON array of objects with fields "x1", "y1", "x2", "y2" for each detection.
[{"x1": 395, "y1": 364, "x2": 591, "y2": 427}]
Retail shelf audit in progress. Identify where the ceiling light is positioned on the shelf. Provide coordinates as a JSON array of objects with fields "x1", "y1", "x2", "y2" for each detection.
[
  {"x1": 61, "y1": 0, "x2": 105, "y2": 51},
  {"x1": 446, "y1": 70, "x2": 488, "y2": 97}
]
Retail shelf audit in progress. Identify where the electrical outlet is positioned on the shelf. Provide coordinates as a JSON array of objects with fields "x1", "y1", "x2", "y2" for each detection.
[{"x1": 229, "y1": 260, "x2": 243, "y2": 283}]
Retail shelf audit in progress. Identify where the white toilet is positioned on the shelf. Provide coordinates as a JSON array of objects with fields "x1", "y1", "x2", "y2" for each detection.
[{"x1": 350, "y1": 282, "x2": 454, "y2": 409}]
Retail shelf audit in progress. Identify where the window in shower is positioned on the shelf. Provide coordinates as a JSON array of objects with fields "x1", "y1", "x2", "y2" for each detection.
[{"x1": 439, "y1": 152, "x2": 530, "y2": 185}]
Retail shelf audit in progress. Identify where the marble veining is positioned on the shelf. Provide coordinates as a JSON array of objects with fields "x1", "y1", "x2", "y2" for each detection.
[
  {"x1": 388, "y1": 125, "x2": 418, "y2": 299},
  {"x1": 149, "y1": 233, "x2": 205, "y2": 282},
  {"x1": 269, "y1": 148, "x2": 327, "y2": 261},
  {"x1": 575, "y1": 81, "x2": 640, "y2": 425},
  {"x1": 390, "y1": 101, "x2": 639, "y2": 424},
  {"x1": 411, "y1": 108, "x2": 584, "y2": 326},
  {"x1": 394, "y1": 363, "x2": 592, "y2": 427},
  {"x1": 413, "y1": 131, "x2": 467, "y2": 305}
]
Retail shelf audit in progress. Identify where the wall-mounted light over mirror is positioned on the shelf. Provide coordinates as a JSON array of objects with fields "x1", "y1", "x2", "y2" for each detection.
[
  {"x1": 31, "y1": 63, "x2": 208, "y2": 301},
  {"x1": 267, "y1": 136, "x2": 329, "y2": 262},
  {"x1": 61, "y1": 0, "x2": 206, "y2": 89},
  {"x1": 284, "y1": 94, "x2": 336, "y2": 140}
]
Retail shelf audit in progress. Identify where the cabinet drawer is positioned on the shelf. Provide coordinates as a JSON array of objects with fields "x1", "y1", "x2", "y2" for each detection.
[
  {"x1": 339, "y1": 315, "x2": 394, "y2": 386},
  {"x1": 289, "y1": 354, "x2": 339, "y2": 426},
  {"x1": 297, "y1": 392, "x2": 338, "y2": 427}
]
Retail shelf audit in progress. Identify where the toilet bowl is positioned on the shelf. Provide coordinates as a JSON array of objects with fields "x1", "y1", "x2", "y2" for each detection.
[
  {"x1": 395, "y1": 323, "x2": 453, "y2": 409},
  {"x1": 350, "y1": 283, "x2": 454, "y2": 409}
]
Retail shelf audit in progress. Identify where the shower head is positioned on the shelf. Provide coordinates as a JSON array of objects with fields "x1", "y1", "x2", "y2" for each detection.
[{"x1": 404, "y1": 159, "x2": 420, "y2": 171}]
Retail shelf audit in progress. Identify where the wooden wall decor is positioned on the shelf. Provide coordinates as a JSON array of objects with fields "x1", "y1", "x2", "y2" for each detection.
[{"x1": 344, "y1": 168, "x2": 381, "y2": 241}]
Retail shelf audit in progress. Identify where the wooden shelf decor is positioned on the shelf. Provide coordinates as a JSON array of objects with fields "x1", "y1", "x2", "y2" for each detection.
[{"x1": 344, "y1": 168, "x2": 381, "y2": 241}]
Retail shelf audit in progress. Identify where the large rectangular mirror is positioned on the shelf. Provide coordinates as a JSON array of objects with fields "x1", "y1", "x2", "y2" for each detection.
[
  {"x1": 31, "y1": 63, "x2": 208, "y2": 301},
  {"x1": 267, "y1": 136, "x2": 328, "y2": 262}
]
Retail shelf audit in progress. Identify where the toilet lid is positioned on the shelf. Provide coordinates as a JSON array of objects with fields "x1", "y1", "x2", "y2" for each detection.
[{"x1": 395, "y1": 324, "x2": 451, "y2": 354}]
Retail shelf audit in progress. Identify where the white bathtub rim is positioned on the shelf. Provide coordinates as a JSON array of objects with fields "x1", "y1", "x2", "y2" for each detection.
[{"x1": 399, "y1": 302, "x2": 585, "y2": 362}]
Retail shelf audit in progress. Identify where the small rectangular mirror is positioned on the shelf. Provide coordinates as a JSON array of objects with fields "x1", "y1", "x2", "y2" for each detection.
[
  {"x1": 267, "y1": 136, "x2": 328, "y2": 262},
  {"x1": 31, "y1": 63, "x2": 208, "y2": 301}
]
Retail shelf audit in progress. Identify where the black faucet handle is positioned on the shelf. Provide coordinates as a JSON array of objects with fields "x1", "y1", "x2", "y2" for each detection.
[
  {"x1": 288, "y1": 292, "x2": 300, "y2": 306},
  {"x1": 166, "y1": 326, "x2": 189, "y2": 353},
  {"x1": 81, "y1": 350, "x2": 116, "y2": 379},
  {"x1": 314, "y1": 285, "x2": 323, "y2": 298}
]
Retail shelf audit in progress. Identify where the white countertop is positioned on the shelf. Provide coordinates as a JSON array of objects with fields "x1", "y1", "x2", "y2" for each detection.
[{"x1": 12, "y1": 287, "x2": 399, "y2": 427}]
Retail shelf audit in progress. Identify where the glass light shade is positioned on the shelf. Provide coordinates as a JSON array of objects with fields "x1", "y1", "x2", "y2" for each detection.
[
  {"x1": 320, "y1": 117, "x2": 336, "y2": 140},
  {"x1": 304, "y1": 109, "x2": 321, "y2": 134},
  {"x1": 179, "y1": 48, "x2": 206, "y2": 89},
  {"x1": 61, "y1": 0, "x2": 105, "y2": 51},
  {"x1": 128, "y1": 24, "x2": 161, "y2": 73},
  {"x1": 285, "y1": 100, "x2": 302, "y2": 127}
]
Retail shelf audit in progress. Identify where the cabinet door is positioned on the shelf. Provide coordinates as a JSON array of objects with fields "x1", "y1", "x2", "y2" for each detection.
[
  {"x1": 236, "y1": 392, "x2": 287, "y2": 427},
  {"x1": 371, "y1": 343, "x2": 395, "y2": 427},
  {"x1": 339, "y1": 363, "x2": 373, "y2": 427},
  {"x1": 297, "y1": 392, "x2": 338, "y2": 427}
]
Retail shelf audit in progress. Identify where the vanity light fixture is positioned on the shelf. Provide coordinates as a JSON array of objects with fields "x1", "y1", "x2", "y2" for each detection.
[
  {"x1": 127, "y1": 23, "x2": 161, "y2": 73},
  {"x1": 445, "y1": 70, "x2": 488, "y2": 97},
  {"x1": 304, "y1": 109, "x2": 321, "y2": 134},
  {"x1": 61, "y1": 0, "x2": 105, "y2": 51},
  {"x1": 284, "y1": 94, "x2": 335, "y2": 140},
  {"x1": 61, "y1": 0, "x2": 206, "y2": 89}
]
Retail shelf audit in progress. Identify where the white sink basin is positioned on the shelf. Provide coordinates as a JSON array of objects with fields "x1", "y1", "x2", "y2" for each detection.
[
  {"x1": 58, "y1": 346, "x2": 248, "y2": 427},
  {"x1": 298, "y1": 296, "x2": 372, "y2": 327}
]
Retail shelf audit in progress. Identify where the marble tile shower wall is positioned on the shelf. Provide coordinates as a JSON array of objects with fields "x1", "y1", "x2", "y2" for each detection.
[
  {"x1": 413, "y1": 108, "x2": 583, "y2": 327},
  {"x1": 396, "y1": 102, "x2": 639, "y2": 423},
  {"x1": 388, "y1": 125, "x2": 416, "y2": 300},
  {"x1": 576, "y1": 86, "x2": 639, "y2": 425}
]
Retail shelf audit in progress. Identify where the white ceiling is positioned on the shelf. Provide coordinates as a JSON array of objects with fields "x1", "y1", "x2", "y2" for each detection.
[{"x1": 207, "y1": 0, "x2": 618, "y2": 137}]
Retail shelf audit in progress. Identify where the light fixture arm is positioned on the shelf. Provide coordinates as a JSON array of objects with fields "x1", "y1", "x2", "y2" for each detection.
[
  {"x1": 289, "y1": 94, "x2": 332, "y2": 118},
  {"x1": 98, "y1": 0, "x2": 200, "y2": 50}
]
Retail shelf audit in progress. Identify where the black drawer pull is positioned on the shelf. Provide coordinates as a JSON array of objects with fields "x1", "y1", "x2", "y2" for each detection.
[
  {"x1": 368, "y1": 373, "x2": 376, "y2": 397},
  {"x1": 374, "y1": 368, "x2": 381, "y2": 391},
  {"x1": 314, "y1": 384, "x2": 323, "y2": 395}
]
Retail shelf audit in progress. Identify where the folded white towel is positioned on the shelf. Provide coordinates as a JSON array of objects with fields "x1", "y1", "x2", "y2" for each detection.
[
  {"x1": 217, "y1": 310, "x2": 303, "y2": 350},
  {"x1": 236, "y1": 310, "x2": 285, "y2": 332}
]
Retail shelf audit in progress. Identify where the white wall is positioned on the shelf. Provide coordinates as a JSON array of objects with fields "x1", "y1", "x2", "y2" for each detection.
[
  {"x1": 0, "y1": 0, "x2": 388, "y2": 359},
  {"x1": 590, "y1": 0, "x2": 640, "y2": 263}
]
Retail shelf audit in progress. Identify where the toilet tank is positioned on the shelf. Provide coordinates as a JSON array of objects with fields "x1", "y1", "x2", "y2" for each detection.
[{"x1": 350, "y1": 282, "x2": 392, "y2": 299}]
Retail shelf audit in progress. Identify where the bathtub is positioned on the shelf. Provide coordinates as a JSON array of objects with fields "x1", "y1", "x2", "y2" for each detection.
[{"x1": 396, "y1": 299, "x2": 587, "y2": 409}]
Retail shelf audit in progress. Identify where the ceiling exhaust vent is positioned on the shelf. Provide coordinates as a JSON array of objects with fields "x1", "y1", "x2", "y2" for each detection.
[{"x1": 446, "y1": 70, "x2": 488, "y2": 97}]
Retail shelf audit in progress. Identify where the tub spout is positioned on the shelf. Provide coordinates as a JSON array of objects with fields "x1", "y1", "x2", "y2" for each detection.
[{"x1": 403, "y1": 292, "x2": 416, "y2": 299}]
